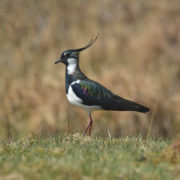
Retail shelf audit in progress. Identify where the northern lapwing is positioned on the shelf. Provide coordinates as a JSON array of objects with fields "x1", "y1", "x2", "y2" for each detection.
[{"x1": 55, "y1": 35, "x2": 149, "y2": 136}]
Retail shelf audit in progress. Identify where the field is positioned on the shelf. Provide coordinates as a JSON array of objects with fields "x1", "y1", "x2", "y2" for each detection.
[{"x1": 0, "y1": 135, "x2": 180, "y2": 180}]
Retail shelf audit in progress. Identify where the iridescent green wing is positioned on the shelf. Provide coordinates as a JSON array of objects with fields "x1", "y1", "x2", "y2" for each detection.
[{"x1": 71, "y1": 80, "x2": 114, "y2": 106}]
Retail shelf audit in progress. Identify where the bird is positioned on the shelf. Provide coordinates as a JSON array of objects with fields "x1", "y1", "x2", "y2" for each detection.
[{"x1": 54, "y1": 35, "x2": 150, "y2": 136}]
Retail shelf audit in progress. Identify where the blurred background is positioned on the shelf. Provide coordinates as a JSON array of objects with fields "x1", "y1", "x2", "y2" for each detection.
[{"x1": 0, "y1": 0, "x2": 180, "y2": 140}]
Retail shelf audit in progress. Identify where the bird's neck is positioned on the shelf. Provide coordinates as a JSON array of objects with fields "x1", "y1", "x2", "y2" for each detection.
[
  {"x1": 65, "y1": 58, "x2": 87, "y2": 92},
  {"x1": 65, "y1": 64, "x2": 86, "y2": 80},
  {"x1": 65, "y1": 58, "x2": 87, "y2": 84},
  {"x1": 65, "y1": 71, "x2": 74, "y2": 93}
]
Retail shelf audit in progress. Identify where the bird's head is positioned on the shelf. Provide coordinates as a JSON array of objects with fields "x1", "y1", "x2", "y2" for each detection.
[{"x1": 54, "y1": 34, "x2": 98, "y2": 66}]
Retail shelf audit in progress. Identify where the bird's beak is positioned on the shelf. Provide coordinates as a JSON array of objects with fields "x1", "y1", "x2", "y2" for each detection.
[{"x1": 54, "y1": 59, "x2": 62, "y2": 64}]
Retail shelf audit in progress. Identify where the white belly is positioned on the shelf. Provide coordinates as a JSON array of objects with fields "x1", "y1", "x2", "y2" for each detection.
[{"x1": 66, "y1": 86, "x2": 101, "y2": 113}]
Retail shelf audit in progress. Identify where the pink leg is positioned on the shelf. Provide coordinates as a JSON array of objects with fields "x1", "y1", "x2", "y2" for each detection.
[
  {"x1": 83, "y1": 122, "x2": 90, "y2": 135},
  {"x1": 88, "y1": 114, "x2": 93, "y2": 136},
  {"x1": 83, "y1": 113, "x2": 93, "y2": 136}
]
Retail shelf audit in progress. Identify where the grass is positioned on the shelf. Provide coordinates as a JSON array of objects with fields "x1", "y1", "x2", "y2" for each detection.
[
  {"x1": 0, "y1": 134, "x2": 179, "y2": 180},
  {"x1": 0, "y1": 0, "x2": 180, "y2": 139}
]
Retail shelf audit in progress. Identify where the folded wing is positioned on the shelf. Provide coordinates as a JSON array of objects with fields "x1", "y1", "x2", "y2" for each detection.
[{"x1": 71, "y1": 80, "x2": 149, "y2": 113}]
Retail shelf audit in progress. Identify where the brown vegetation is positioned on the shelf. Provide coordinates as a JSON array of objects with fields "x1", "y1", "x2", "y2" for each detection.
[{"x1": 0, "y1": 0, "x2": 180, "y2": 139}]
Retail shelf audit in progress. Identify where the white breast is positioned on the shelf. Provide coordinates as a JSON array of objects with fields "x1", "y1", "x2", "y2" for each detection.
[
  {"x1": 66, "y1": 82, "x2": 102, "y2": 113},
  {"x1": 67, "y1": 85, "x2": 83, "y2": 106}
]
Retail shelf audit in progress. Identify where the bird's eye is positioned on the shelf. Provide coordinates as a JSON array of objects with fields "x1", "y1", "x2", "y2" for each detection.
[{"x1": 65, "y1": 52, "x2": 70, "y2": 57}]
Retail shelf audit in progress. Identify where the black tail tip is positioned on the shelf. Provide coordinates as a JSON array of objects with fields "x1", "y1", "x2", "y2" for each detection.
[{"x1": 139, "y1": 106, "x2": 150, "y2": 113}]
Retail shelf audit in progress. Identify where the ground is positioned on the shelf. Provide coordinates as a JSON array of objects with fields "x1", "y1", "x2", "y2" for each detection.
[{"x1": 0, "y1": 134, "x2": 179, "y2": 180}]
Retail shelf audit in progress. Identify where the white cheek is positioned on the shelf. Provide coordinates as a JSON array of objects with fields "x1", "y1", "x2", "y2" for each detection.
[
  {"x1": 67, "y1": 64, "x2": 77, "y2": 74},
  {"x1": 67, "y1": 58, "x2": 76, "y2": 64},
  {"x1": 67, "y1": 58, "x2": 77, "y2": 74}
]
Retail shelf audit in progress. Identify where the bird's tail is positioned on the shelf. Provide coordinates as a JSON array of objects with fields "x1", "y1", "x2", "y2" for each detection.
[{"x1": 106, "y1": 96, "x2": 150, "y2": 113}]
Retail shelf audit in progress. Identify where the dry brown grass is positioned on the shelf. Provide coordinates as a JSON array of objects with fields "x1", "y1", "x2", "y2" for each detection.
[{"x1": 0, "y1": 0, "x2": 180, "y2": 139}]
